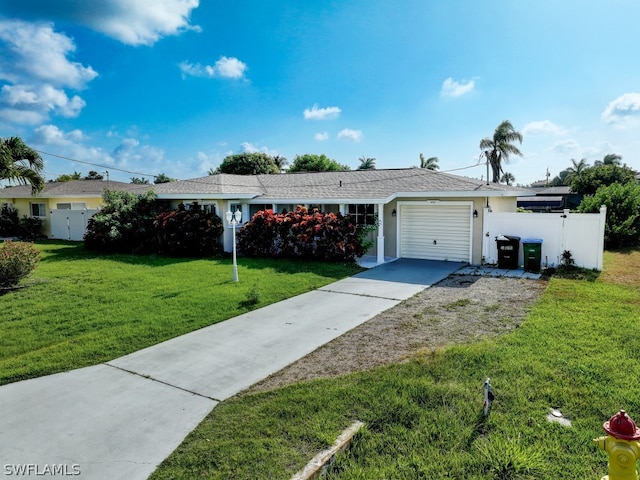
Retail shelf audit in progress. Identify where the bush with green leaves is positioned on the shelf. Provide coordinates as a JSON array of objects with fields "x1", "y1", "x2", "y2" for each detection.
[
  {"x1": 578, "y1": 182, "x2": 640, "y2": 248},
  {"x1": 0, "y1": 240, "x2": 40, "y2": 288},
  {"x1": 84, "y1": 190, "x2": 163, "y2": 253},
  {"x1": 0, "y1": 206, "x2": 43, "y2": 240},
  {"x1": 18, "y1": 216, "x2": 43, "y2": 241},
  {"x1": 237, "y1": 206, "x2": 374, "y2": 262},
  {"x1": 0, "y1": 205, "x2": 20, "y2": 237},
  {"x1": 154, "y1": 202, "x2": 224, "y2": 257}
]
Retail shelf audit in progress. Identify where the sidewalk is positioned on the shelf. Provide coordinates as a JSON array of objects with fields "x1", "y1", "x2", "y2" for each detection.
[{"x1": 0, "y1": 259, "x2": 463, "y2": 480}]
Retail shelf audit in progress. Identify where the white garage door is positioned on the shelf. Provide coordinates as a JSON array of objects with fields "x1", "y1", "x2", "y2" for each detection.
[{"x1": 399, "y1": 203, "x2": 472, "y2": 262}]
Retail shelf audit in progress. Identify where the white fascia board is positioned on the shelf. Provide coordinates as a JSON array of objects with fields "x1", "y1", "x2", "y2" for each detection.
[
  {"x1": 257, "y1": 197, "x2": 387, "y2": 204},
  {"x1": 386, "y1": 190, "x2": 533, "y2": 201},
  {"x1": 155, "y1": 193, "x2": 260, "y2": 200}
]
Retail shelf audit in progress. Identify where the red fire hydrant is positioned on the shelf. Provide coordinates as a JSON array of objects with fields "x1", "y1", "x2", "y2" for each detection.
[{"x1": 594, "y1": 410, "x2": 640, "y2": 480}]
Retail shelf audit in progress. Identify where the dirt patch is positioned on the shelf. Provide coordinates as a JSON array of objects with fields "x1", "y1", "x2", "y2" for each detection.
[{"x1": 245, "y1": 275, "x2": 547, "y2": 395}]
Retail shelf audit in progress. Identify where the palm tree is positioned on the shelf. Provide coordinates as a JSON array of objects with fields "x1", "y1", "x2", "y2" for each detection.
[
  {"x1": 273, "y1": 155, "x2": 289, "y2": 172},
  {"x1": 479, "y1": 120, "x2": 523, "y2": 183},
  {"x1": 602, "y1": 153, "x2": 622, "y2": 166},
  {"x1": 419, "y1": 154, "x2": 439, "y2": 170},
  {"x1": 357, "y1": 156, "x2": 376, "y2": 170},
  {"x1": 154, "y1": 173, "x2": 174, "y2": 184},
  {"x1": 501, "y1": 172, "x2": 515, "y2": 186},
  {"x1": 0, "y1": 136, "x2": 45, "y2": 194},
  {"x1": 564, "y1": 158, "x2": 588, "y2": 184}
]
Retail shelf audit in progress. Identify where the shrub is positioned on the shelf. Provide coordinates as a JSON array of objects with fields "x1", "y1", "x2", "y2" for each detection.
[
  {"x1": 0, "y1": 207, "x2": 44, "y2": 240},
  {"x1": 84, "y1": 190, "x2": 163, "y2": 253},
  {"x1": 154, "y1": 202, "x2": 224, "y2": 257},
  {"x1": 578, "y1": 182, "x2": 640, "y2": 248},
  {"x1": 0, "y1": 205, "x2": 20, "y2": 237},
  {"x1": 237, "y1": 206, "x2": 373, "y2": 262},
  {"x1": 18, "y1": 216, "x2": 44, "y2": 241},
  {"x1": 0, "y1": 241, "x2": 40, "y2": 288}
]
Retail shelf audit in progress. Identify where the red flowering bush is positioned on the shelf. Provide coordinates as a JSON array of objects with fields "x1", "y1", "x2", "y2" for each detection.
[
  {"x1": 0, "y1": 241, "x2": 40, "y2": 288},
  {"x1": 237, "y1": 206, "x2": 374, "y2": 262},
  {"x1": 155, "y1": 202, "x2": 224, "y2": 257}
]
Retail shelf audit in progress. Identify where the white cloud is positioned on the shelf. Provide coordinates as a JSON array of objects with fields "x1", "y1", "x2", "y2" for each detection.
[
  {"x1": 441, "y1": 77, "x2": 474, "y2": 97},
  {"x1": 0, "y1": 0, "x2": 200, "y2": 46},
  {"x1": 240, "y1": 141, "x2": 278, "y2": 156},
  {"x1": 32, "y1": 124, "x2": 84, "y2": 145},
  {"x1": 601, "y1": 93, "x2": 640, "y2": 126},
  {"x1": 0, "y1": 84, "x2": 86, "y2": 124},
  {"x1": 303, "y1": 104, "x2": 341, "y2": 120},
  {"x1": 314, "y1": 132, "x2": 329, "y2": 141},
  {"x1": 337, "y1": 128, "x2": 362, "y2": 142},
  {"x1": 32, "y1": 124, "x2": 115, "y2": 166},
  {"x1": 179, "y1": 56, "x2": 248, "y2": 79},
  {"x1": 0, "y1": 20, "x2": 97, "y2": 89},
  {"x1": 549, "y1": 139, "x2": 580, "y2": 154},
  {"x1": 522, "y1": 120, "x2": 567, "y2": 136},
  {"x1": 0, "y1": 20, "x2": 96, "y2": 125}
]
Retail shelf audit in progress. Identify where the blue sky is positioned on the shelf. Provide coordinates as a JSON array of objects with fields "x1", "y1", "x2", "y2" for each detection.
[{"x1": 1, "y1": 0, "x2": 640, "y2": 185}]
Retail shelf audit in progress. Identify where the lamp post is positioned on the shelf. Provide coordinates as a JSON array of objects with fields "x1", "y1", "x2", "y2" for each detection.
[{"x1": 225, "y1": 209, "x2": 242, "y2": 282}]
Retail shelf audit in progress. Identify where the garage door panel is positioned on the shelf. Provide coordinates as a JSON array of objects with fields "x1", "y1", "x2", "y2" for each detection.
[{"x1": 399, "y1": 204, "x2": 471, "y2": 262}]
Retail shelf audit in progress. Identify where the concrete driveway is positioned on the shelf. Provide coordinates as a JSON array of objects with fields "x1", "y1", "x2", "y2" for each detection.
[{"x1": 0, "y1": 259, "x2": 463, "y2": 480}]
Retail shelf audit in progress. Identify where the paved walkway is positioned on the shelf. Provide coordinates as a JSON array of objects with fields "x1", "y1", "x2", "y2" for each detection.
[{"x1": 0, "y1": 259, "x2": 463, "y2": 480}]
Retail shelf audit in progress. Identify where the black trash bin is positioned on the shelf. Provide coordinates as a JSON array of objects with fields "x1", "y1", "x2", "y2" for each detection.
[{"x1": 496, "y1": 235, "x2": 520, "y2": 269}]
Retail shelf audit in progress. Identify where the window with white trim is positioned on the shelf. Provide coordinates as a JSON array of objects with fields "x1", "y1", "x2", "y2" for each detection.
[
  {"x1": 56, "y1": 202, "x2": 87, "y2": 210},
  {"x1": 30, "y1": 203, "x2": 46, "y2": 217},
  {"x1": 347, "y1": 203, "x2": 376, "y2": 225}
]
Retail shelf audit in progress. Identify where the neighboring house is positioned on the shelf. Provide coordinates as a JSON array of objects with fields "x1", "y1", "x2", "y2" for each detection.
[
  {"x1": 2, "y1": 169, "x2": 533, "y2": 264},
  {"x1": 152, "y1": 168, "x2": 532, "y2": 265},
  {"x1": 0, "y1": 180, "x2": 151, "y2": 239},
  {"x1": 517, "y1": 186, "x2": 582, "y2": 212}
]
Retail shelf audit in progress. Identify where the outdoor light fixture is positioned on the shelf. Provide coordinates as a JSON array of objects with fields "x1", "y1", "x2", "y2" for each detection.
[
  {"x1": 226, "y1": 209, "x2": 242, "y2": 282},
  {"x1": 473, "y1": 209, "x2": 478, "y2": 218},
  {"x1": 392, "y1": 209, "x2": 397, "y2": 217}
]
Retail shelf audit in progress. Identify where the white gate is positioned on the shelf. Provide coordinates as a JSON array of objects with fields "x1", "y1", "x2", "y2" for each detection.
[
  {"x1": 50, "y1": 209, "x2": 99, "y2": 241},
  {"x1": 482, "y1": 206, "x2": 607, "y2": 270}
]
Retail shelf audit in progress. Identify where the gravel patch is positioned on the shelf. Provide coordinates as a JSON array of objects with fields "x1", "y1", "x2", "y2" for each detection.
[{"x1": 244, "y1": 275, "x2": 547, "y2": 395}]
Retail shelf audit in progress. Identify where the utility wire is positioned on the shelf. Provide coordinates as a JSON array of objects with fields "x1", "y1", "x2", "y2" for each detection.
[{"x1": 36, "y1": 148, "x2": 489, "y2": 189}]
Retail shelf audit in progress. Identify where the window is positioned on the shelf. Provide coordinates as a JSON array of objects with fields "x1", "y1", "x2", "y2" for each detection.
[
  {"x1": 229, "y1": 202, "x2": 242, "y2": 214},
  {"x1": 30, "y1": 203, "x2": 46, "y2": 217},
  {"x1": 249, "y1": 203, "x2": 273, "y2": 216},
  {"x1": 347, "y1": 204, "x2": 376, "y2": 225},
  {"x1": 202, "y1": 203, "x2": 216, "y2": 215},
  {"x1": 56, "y1": 202, "x2": 86, "y2": 210}
]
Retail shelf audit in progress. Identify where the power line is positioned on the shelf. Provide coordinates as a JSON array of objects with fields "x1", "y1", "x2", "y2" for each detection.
[{"x1": 36, "y1": 148, "x2": 487, "y2": 189}]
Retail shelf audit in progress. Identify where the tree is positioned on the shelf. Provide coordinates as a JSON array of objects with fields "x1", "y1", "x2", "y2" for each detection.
[
  {"x1": 154, "y1": 173, "x2": 174, "y2": 184},
  {"x1": 579, "y1": 182, "x2": 640, "y2": 248},
  {"x1": 419, "y1": 154, "x2": 439, "y2": 170},
  {"x1": 564, "y1": 158, "x2": 589, "y2": 185},
  {"x1": 273, "y1": 155, "x2": 289, "y2": 172},
  {"x1": 84, "y1": 170, "x2": 104, "y2": 180},
  {"x1": 288, "y1": 154, "x2": 350, "y2": 173},
  {"x1": 130, "y1": 177, "x2": 150, "y2": 184},
  {"x1": 570, "y1": 164, "x2": 637, "y2": 196},
  {"x1": 0, "y1": 136, "x2": 45, "y2": 194},
  {"x1": 595, "y1": 153, "x2": 623, "y2": 166},
  {"x1": 54, "y1": 171, "x2": 82, "y2": 182},
  {"x1": 501, "y1": 172, "x2": 515, "y2": 186},
  {"x1": 357, "y1": 156, "x2": 376, "y2": 170},
  {"x1": 479, "y1": 120, "x2": 523, "y2": 183},
  {"x1": 216, "y1": 153, "x2": 280, "y2": 175}
]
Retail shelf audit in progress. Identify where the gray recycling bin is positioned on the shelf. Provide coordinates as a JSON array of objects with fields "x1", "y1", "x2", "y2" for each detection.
[
  {"x1": 522, "y1": 238, "x2": 543, "y2": 273},
  {"x1": 496, "y1": 235, "x2": 520, "y2": 269}
]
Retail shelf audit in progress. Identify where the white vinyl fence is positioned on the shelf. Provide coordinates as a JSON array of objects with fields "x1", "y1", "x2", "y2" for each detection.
[
  {"x1": 482, "y1": 206, "x2": 607, "y2": 270},
  {"x1": 50, "y1": 209, "x2": 99, "y2": 241}
]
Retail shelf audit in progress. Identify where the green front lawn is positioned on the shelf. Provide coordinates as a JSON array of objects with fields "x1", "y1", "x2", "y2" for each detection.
[
  {"x1": 150, "y1": 249, "x2": 640, "y2": 479},
  {"x1": 0, "y1": 241, "x2": 361, "y2": 385}
]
